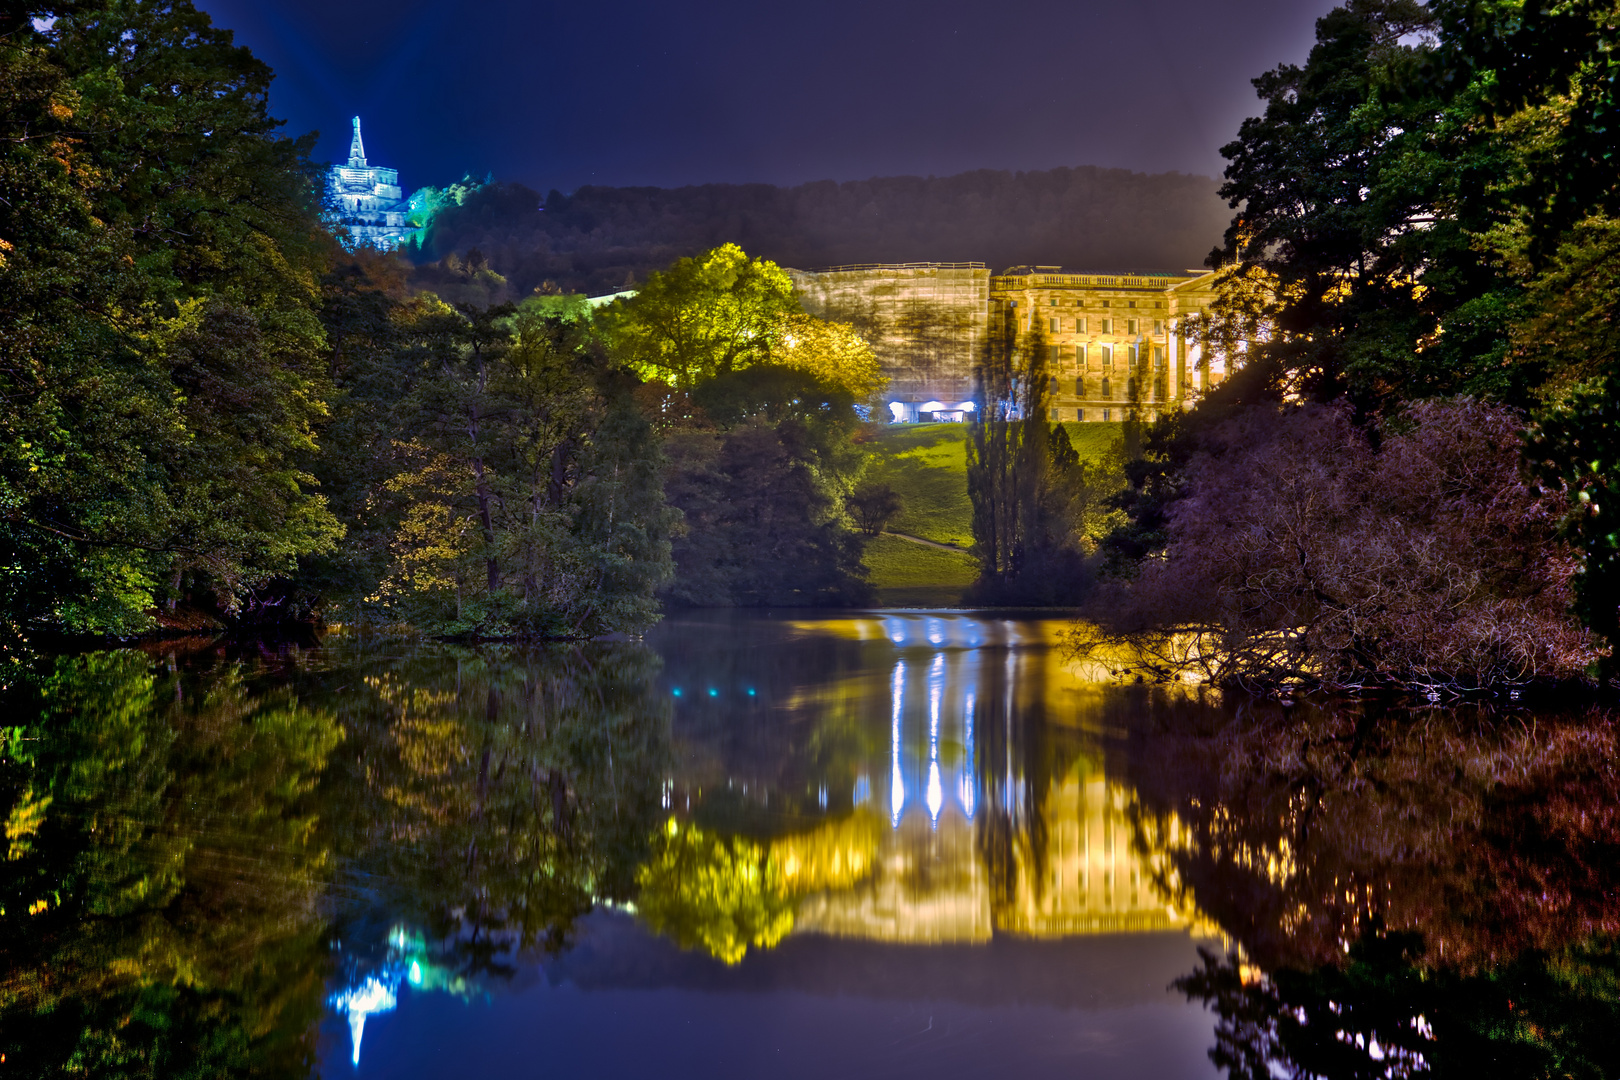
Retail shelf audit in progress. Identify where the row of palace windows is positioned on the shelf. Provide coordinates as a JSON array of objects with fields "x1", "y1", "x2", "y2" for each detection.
[
  {"x1": 1048, "y1": 345, "x2": 1167, "y2": 368},
  {"x1": 1050, "y1": 375, "x2": 1170, "y2": 400},
  {"x1": 1046, "y1": 297, "x2": 1165, "y2": 309},
  {"x1": 1050, "y1": 407, "x2": 1124, "y2": 421},
  {"x1": 1049, "y1": 317, "x2": 1166, "y2": 336}
]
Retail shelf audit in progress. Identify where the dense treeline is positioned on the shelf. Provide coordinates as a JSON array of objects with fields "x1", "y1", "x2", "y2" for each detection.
[
  {"x1": 416, "y1": 167, "x2": 1230, "y2": 295},
  {"x1": 0, "y1": 5, "x2": 883, "y2": 646},
  {"x1": 1090, "y1": 0, "x2": 1620, "y2": 691}
]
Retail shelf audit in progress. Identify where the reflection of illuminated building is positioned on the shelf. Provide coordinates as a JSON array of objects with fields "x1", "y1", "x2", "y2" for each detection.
[
  {"x1": 720, "y1": 616, "x2": 1213, "y2": 947},
  {"x1": 995, "y1": 773, "x2": 1201, "y2": 936}
]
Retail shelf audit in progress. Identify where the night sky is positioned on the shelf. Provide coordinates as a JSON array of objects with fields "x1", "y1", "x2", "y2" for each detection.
[{"x1": 195, "y1": 0, "x2": 1339, "y2": 194}]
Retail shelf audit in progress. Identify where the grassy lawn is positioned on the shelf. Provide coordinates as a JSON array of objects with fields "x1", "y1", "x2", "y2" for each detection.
[
  {"x1": 862, "y1": 532, "x2": 978, "y2": 608},
  {"x1": 857, "y1": 421, "x2": 1123, "y2": 604}
]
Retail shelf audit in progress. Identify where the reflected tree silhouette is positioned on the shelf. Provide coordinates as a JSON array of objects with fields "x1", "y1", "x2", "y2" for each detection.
[
  {"x1": 1113, "y1": 693, "x2": 1620, "y2": 1078},
  {"x1": 0, "y1": 649, "x2": 341, "y2": 1079},
  {"x1": 322, "y1": 641, "x2": 672, "y2": 975}
]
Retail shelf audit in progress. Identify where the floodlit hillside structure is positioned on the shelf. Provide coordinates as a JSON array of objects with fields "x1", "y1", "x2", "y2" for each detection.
[
  {"x1": 326, "y1": 117, "x2": 413, "y2": 250},
  {"x1": 790, "y1": 262, "x2": 1230, "y2": 422}
]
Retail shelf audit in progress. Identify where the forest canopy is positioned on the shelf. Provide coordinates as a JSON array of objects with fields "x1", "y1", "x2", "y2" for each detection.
[{"x1": 415, "y1": 167, "x2": 1230, "y2": 295}]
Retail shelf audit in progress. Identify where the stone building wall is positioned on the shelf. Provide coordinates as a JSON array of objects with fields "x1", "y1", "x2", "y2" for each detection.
[
  {"x1": 788, "y1": 263, "x2": 989, "y2": 421},
  {"x1": 990, "y1": 268, "x2": 1224, "y2": 423},
  {"x1": 788, "y1": 262, "x2": 1229, "y2": 423}
]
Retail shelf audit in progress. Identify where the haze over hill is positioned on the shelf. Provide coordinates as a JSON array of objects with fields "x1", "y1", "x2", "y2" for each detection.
[{"x1": 419, "y1": 166, "x2": 1232, "y2": 296}]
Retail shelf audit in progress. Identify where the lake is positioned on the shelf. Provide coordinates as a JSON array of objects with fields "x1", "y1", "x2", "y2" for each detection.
[{"x1": 6, "y1": 611, "x2": 1617, "y2": 1078}]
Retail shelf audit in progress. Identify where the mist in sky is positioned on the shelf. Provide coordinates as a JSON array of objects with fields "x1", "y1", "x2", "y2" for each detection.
[{"x1": 197, "y1": 0, "x2": 1340, "y2": 192}]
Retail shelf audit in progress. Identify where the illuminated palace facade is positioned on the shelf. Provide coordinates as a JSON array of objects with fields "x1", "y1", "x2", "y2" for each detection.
[
  {"x1": 789, "y1": 262, "x2": 1229, "y2": 423},
  {"x1": 326, "y1": 117, "x2": 413, "y2": 250}
]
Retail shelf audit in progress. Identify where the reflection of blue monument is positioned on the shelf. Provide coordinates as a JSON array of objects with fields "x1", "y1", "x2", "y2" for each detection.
[{"x1": 326, "y1": 116, "x2": 412, "y2": 250}]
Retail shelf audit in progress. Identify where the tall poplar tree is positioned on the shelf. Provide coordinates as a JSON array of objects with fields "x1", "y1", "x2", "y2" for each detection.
[{"x1": 965, "y1": 306, "x2": 1089, "y2": 604}]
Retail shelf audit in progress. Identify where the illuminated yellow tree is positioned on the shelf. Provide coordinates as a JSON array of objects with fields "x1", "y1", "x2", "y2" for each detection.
[
  {"x1": 596, "y1": 244, "x2": 799, "y2": 386},
  {"x1": 634, "y1": 819, "x2": 795, "y2": 965},
  {"x1": 772, "y1": 312, "x2": 886, "y2": 400}
]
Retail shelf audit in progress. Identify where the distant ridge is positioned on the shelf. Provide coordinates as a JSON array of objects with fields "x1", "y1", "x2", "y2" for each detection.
[{"x1": 418, "y1": 166, "x2": 1230, "y2": 296}]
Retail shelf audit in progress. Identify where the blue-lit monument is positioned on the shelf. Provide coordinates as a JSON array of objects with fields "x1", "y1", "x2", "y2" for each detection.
[{"x1": 327, "y1": 117, "x2": 413, "y2": 250}]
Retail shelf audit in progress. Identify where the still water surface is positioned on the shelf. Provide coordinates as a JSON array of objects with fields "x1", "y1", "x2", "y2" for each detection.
[{"x1": 7, "y1": 611, "x2": 1618, "y2": 1077}]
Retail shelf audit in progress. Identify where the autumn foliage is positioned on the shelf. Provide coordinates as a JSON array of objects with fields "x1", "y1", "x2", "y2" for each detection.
[{"x1": 1079, "y1": 400, "x2": 1600, "y2": 690}]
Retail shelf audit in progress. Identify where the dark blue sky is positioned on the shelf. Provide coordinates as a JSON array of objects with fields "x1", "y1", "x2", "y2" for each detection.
[{"x1": 196, "y1": 0, "x2": 1338, "y2": 194}]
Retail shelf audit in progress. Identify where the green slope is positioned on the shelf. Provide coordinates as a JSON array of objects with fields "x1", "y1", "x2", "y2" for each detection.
[{"x1": 859, "y1": 421, "x2": 1122, "y2": 606}]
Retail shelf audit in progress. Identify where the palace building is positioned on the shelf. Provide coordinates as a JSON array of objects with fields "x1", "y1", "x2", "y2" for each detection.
[
  {"x1": 326, "y1": 117, "x2": 413, "y2": 250},
  {"x1": 790, "y1": 262, "x2": 1231, "y2": 422}
]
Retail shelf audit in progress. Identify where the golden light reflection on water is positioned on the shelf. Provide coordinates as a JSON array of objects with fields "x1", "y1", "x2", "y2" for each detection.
[{"x1": 665, "y1": 614, "x2": 1217, "y2": 959}]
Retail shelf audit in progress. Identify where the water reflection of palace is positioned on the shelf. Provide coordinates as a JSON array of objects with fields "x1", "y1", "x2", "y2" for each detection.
[{"x1": 669, "y1": 613, "x2": 1213, "y2": 948}]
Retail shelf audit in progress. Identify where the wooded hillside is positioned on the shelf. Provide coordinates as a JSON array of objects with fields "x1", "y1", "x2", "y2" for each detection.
[{"x1": 419, "y1": 166, "x2": 1229, "y2": 295}]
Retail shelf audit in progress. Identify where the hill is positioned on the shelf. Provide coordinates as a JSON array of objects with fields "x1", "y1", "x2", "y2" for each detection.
[
  {"x1": 419, "y1": 167, "x2": 1229, "y2": 296},
  {"x1": 860, "y1": 422, "x2": 1122, "y2": 607}
]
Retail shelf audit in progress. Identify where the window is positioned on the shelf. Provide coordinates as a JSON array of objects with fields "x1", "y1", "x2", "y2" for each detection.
[
  {"x1": 1102, "y1": 345, "x2": 1114, "y2": 368},
  {"x1": 1128, "y1": 300, "x2": 1136, "y2": 308},
  {"x1": 1101, "y1": 318, "x2": 1112, "y2": 334},
  {"x1": 1101, "y1": 377, "x2": 1112, "y2": 398},
  {"x1": 1077, "y1": 317, "x2": 1087, "y2": 333},
  {"x1": 1049, "y1": 345, "x2": 1061, "y2": 365},
  {"x1": 1152, "y1": 347, "x2": 1164, "y2": 370},
  {"x1": 1074, "y1": 376, "x2": 1084, "y2": 395},
  {"x1": 1127, "y1": 318, "x2": 1138, "y2": 335},
  {"x1": 1050, "y1": 407, "x2": 1061, "y2": 421},
  {"x1": 1154, "y1": 320, "x2": 1164, "y2": 335},
  {"x1": 1103, "y1": 408, "x2": 1112, "y2": 421},
  {"x1": 1050, "y1": 317, "x2": 1059, "y2": 333},
  {"x1": 1076, "y1": 343, "x2": 1087, "y2": 367},
  {"x1": 1050, "y1": 297, "x2": 1059, "y2": 306},
  {"x1": 1076, "y1": 408, "x2": 1085, "y2": 422},
  {"x1": 1100, "y1": 299, "x2": 1110, "y2": 308}
]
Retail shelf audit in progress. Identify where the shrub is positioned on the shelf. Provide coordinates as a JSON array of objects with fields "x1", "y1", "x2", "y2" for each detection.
[{"x1": 1076, "y1": 400, "x2": 1601, "y2": 690}]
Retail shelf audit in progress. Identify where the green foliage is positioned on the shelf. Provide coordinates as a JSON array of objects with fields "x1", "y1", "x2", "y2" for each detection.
[
  {"x1": 595, "y1": 243, "x2": 799, "y2": 386},
  {"x1": 634, "y1": 819, "x2": 794, "y2": 965},
  {"x1": 0, "y1": 651, "x2": 340, "y2": 1078},
  {"x1": 0, "y1": 3, "x2": 342, "y2": 640},
  {"x1": 847, "y1": 480, "x2": 903, "y2": 536},
  {"x1": 323, "y1": 641, "x2": 671, "y2": 958},
  {"x1": 1181, "y1": 928, "x2": 1620, "y2": 1080},
  {"x1": 966, "y1": 310, "x2": 1092, "y2": 605},
  {"x1": 319, "y1": 288, "x2": 675, "y2": 637},
  {"x1": 1104, "y1": 0, "x2": 1620, "y2": 666},
  {"x1": 661, "y1": 366, "x2": 871, "y2": 607}
]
